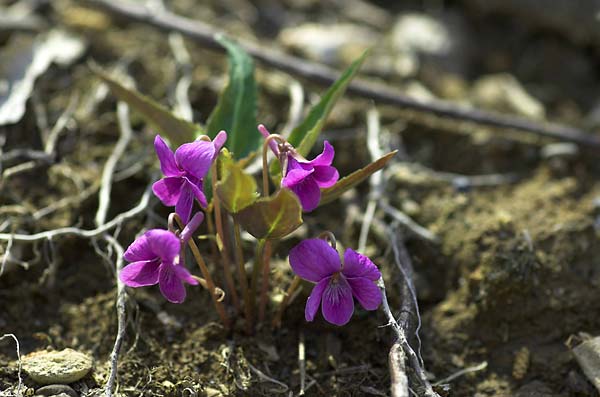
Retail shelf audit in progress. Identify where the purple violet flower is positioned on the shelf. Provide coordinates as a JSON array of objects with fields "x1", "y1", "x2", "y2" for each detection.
[
  {"x1": 289, "y1": 238, "x2": 382, "y2": 326},
  {"x1": 258, "y1": 124, "x2": 339, "y2": 212},
  {"x1": 120, "y1": 213, "x2": 204, "y2": 303},
  {"x1": 152, "y1": 131, "x2": 227, "y2": 222}
]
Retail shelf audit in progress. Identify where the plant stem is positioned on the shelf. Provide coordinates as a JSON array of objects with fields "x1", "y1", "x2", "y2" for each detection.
[
  {"x1": 176, "y1": 217, "x2": 230, "y2": 329},
  {"x1": 203, "y1": 203, "x2": 219, "y2": 263},
  {"x1": 250, "y1": 239, "x2": 266, "y2": 327},
  {"x1": 211, "y1": 163, "x2": 240, "y2": 311},
  {"x1": 258, "y1": 240, "x2": 273, "y2": 323},
  {"x1": 272, "y1": 275, "x2": 301, "y2": 328},
  {"x1": 233, "y1": 218, "x2": 252, "y2": 332}
]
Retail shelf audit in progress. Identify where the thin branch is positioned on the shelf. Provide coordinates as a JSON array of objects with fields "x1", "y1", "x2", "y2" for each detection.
[
  {"x1": 378, "y1": 275, "x2": 439, "y2": 397},
  {"x1": 387, "y1": 226, "x2": 423, "y2": 366},
  {"x1": 103, "y1": 235, "x2": 127, "y2": 397},
  {"x1": 98, "y1": 102, "x2": 134, "y2": 397},
  {"x1": 0, "y1": 184, "x2": 153, "y2": 242},
  {"x1": 282, "y1": 80, "x2": 305, "y2": 134},
  {"x1": 362, "y1": 108, "x2": 437, "y2": 396},
  {"x1": 298, "y1": 331, "x2": 306, "y2": 396},
  {"x1": 380, "y1": 202, "x2": 438, "y2": 244},
  {"x1": 45, "y1": 93, "x2": 79, "y2": 155},
  {"x1": 168, "y1": 33, "x2": 194, "y2": 122},
  {"x1": 87, "y1": 0, "x2": 600, "y2": 149},
  {"x1": 432, "y1": 361, "x2": 487, "y2": 386},
  {"x1": 0, "y1": 334, "x2": 22, "y2": 397},
  {"x1": 358, "y1": 107, "x2": 385, "y2": 252},
  {"x1": 0, "y1": 236, "x2": 14, "y2": 277},
  {"x1": 389, "y1": 342, "x2": 409, "y2": 397},
  {"x1": 0, "y1": 149, "x2": 52, "y2": 164},
  {"x1": 246, "y1": 361, "x2": 289, "y2": 393},
  {"x1": 96, "y1": 102, "x2": 133, "y2": 226}
]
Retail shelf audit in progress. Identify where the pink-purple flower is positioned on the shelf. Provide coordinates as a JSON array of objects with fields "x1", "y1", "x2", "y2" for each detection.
[
  {"x1": 258, "y1": 125, "x2": 339, "y2": 212},
  {"x1": 120, "y1": 213, "x2": 204, "y2": 303},
  {"x1": 289, "y1": 238, "x2": 382, "y2": 325},
  {"x1": 152, "y1": 131, "x2": 227, "y2": 222}
]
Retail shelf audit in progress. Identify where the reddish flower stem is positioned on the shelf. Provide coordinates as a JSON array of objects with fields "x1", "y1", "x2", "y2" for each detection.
[
  {"x1": 175, "y1": 217, "x2": 230, "y2": 329},
  {"x1": 258, "y1": 240, "x2": 273, "y2": 323},
  {"x1": 249, "y1": 238, "x2": 266, "y2": 327},
  {"x1": 233, "y1": 218, "x2": 252, "y2": 333},
  {"x1": 211, "y1": 163, "x2": 240, "y2": 311}
]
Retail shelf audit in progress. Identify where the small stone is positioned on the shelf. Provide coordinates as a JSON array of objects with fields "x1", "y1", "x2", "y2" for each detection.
[
  {"x1": 204, "y1": 387, "x2": 224, "y2": 397},
  {"x1": 35, "y1": 384, "x2": 78, "y2": 397},
  {"x1": 572, "y1": 336, "x2": 600, "y2": 394},
  {"x1": 390, "y1": 13, "x2": 452, "y2": 55},
  {"x1": 471, "y1": 74, "x2": 546, "y2": 119},
  {"x1": 278, "y1": 23, "x2": 378, "y2": 65},
  {"x1": 540, "y1": 143, "x2": 579, "y2": 160},
  {"x1": 23, "y1": 349, "x2": 93, "y2": 385}
]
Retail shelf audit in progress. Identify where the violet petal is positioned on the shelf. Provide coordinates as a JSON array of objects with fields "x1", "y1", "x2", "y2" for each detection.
[
  {"x1": 145, "y1": 229, "x2": 181, "y2": 263},
  {"x1": 154, "y1": 135, "x2": 182, "y2": 177},
  {"x1": 123, "y1": 233, "x2": 155, "y2": 262},
  {"x1": 258, "y1": 124, "x2": 279, "y2": 156},
  {"x1": 185, "y1": 177, "x2": 208, "y2": 208},
  {"x1": 282, "y1": 167, "x2": 314, "y2": 188},
  {"x1": 159, "y1": 265, "x2": 186, "y2": 303},
  {"x1": 289, "y1": 239, "x2": 340, "y2": 283},
  {"x1": 309, "y1": 141, "x2": 335, "y2": 167},
  {"x1": 180, "y1": 211, "x2": 204, "y2": 243},
  {"x1": 321, "y1": 276, "x2": 354, "y2": 326},
  {"x1": 289, "y1": 177, "x2": 321, "y2": 212},
  {"x1": 119, "y1": 259, "x2": 160, "y2": 287},
  {"x1": 347, "y1": 277, "x2": 382, "y2": 310},
  {"x1": 312, "y1": 165, "x2": 339, "y2": 188},
  {"x1": 175, "y1": 140, "x2": 215, "y2": 180},
  {"x1": 173, "y1": 265, "x2": 199, "y2": 285},
  {"x1": 342, "y1": 249, "x2": 381, "y2": 281},
  {"x1": 305, "y1": 277, "x2": 329, "y2": 321},
  {"x1": 212, "y1": 130, "x2": 228, "y2": 158},
  {"x1": 152, "y1": 177, "x2": 184, "y2": 206},
  {"x1": 175, "y1": 183, "x2": 195, "y2": 223}
]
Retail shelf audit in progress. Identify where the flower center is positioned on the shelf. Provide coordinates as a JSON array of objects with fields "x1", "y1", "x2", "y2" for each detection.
[{"x1": 330, "y1": 271, "x2": 341, "y2": 284}]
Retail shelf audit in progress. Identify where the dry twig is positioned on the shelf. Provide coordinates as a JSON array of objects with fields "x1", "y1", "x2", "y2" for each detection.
[
  {"x1": 0, "y1": 334, "x2": 22, "y2": 397},
  {"x1": 0, "y1": 185, "x2": 153, "y2": 242},
  {"x1": 361, "y1": 108, "x2": 438, "y2": 396},
  {"x1": 97, "y1": 102, "x2": 134, "y2": 397},
  {"x1": 87, "y1": 0, "x2": 600, "y2": 149}
]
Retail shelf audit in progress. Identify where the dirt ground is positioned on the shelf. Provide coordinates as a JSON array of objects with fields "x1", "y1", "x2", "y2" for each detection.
[{"x1": 2, "y1": 0, "x2": 600, "y2": 396}]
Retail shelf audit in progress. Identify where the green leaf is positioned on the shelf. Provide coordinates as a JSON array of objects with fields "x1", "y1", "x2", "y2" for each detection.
[
  {"x1": 235, "y1": 188, "x2": 303, "y2": 240},
  {"x1": 288, "y1": 51, "x2": 368, "y2": 156},
  {"x1": 319, "y1": 150, "x2": 397, "y2": 206},
  {"x1": 215, "y1": 156, "x2": 259, "y2": 213},
  {"x1": 92, "y1": 65, "x2": 202, "y2": 147},
  {"x1": 206, "y1": 36, "x2": 258, "y2": 159}
]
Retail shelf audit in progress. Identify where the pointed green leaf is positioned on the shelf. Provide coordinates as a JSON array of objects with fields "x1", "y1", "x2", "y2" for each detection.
[
  {"x1": 235, "y1": 188, "x2": 303, "y2": 240},
  {"x1": 319, "y1": 150, "x2": 397, "y2": 206},
  {"x1": 216, "y1": 156, "x2": 259, "y2": 213},
  {"x1": 288, "y1": 51, "x2": 368, "y2": 156},
  {"x1": 206, "y1": 36, "x2": 258, "y2": 159},
  {"x1": 92, "y1": 65, "x2": 202, "y2": 147}
]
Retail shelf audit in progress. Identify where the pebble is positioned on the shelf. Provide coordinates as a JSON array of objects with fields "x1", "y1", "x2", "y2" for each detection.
[
  {"x1": 471, "y1": 73, "x2": 546, "y2": 119},
  {"x1": 278, "y1": 23, "x2": 378, "y2": 65},
  {"x1": 540, "y1": 143, "x2": 578, "y2": 160},
  {"x1": 572, "y1": 335, "x2": 600, "y2": 394},
  {"x1": 390, "y1": 13, "x2": 452, "y2": 55},
  {"x1": 22, "y1": 349, "x2": 93, "y2": 385},
  {"x1": 35, "y1": 384, "x2": 78, "y2": 397}
]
